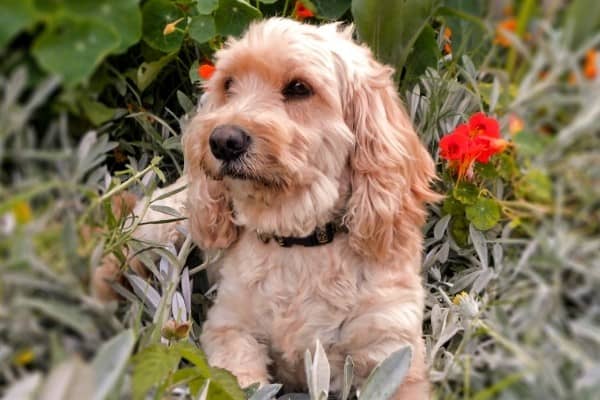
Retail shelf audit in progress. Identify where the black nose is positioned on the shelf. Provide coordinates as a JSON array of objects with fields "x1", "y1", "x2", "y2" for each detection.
[{"x1": 209, "y1": 125, "x2": 251, "y2": 161}]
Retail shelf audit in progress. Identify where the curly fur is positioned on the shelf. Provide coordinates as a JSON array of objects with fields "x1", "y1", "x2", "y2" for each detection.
[{"x1": 119, "y1": 18, "x2": 440, "y2": 398}]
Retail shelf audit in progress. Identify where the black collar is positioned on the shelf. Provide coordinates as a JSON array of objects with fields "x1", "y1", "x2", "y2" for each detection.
[{"x1": 256, "y1": 222, "x2": 347, "y2": 248}]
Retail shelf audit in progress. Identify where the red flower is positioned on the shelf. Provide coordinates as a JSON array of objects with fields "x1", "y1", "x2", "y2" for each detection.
[
  {"x1": 439, "y1": 113, "x2": 508, "y2": 180},
  {"x1": 294, "y1": 1, "x2": 314, "y2": 20},
  {"x1": 198, "y1": 63, "x2": 215, "y2": 80}
]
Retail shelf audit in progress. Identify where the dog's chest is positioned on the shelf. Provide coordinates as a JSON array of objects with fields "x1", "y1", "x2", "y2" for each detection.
[{"x1": 220, "y1": 231, "x2": 363, "y2": 381}]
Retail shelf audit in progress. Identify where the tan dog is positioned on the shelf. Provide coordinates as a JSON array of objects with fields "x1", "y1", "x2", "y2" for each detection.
[
  {"x1": 184, "y1": 18, "x2": 439, "y2": 398},
  {"x1": 100, "y1": 18, "x2": 439, "y2": 398}
]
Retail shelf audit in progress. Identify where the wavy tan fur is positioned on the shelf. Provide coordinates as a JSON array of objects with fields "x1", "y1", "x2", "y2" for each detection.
[{"x1": 139, "y1": 18, "x2": 440, "y2": 398}]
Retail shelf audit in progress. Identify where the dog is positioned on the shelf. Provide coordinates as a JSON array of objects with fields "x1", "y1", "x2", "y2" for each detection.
[{"x1": 97, "y1": 17, "x2": 440, "y2": 398}]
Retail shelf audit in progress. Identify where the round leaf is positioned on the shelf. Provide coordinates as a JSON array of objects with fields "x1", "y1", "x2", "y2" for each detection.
[
  {"x1": 465, "y1": 197, "x2": 501, "y2": 231},
  {"x1": 32, "y1": 16, "x2": 120, "y2": 86},
  {"x1": 64, "y1": 0, "x2": 142, "y2": 54},
  {"x1": 197, "y1": 0, "x2": 219, "y2": 14},
  {"x1": 215, "y1": 0, "x2": 261, "y2": 37},
  {"x1": 189, "y1": 15, "x2": 216, "y2": 44},
  {"x1": 142, "y1": 0, "x2": 186, "y2": 53},
  {"x1": 311, "y1": 0, "x2": 351, "y2": 20},
  {"x1": 453, "y1": 181, "x2": 480, "y2": 205},
  {"x1": 0, "y1": 0, "x2": 36, "y2": 48}
]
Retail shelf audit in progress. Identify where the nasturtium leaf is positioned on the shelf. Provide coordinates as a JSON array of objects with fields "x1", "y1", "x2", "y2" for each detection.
[
  {"x1": 513, "y1": 130, "x2": 552, "y2": 157},
  {"x1": 64, "y1": 0, "x2": 142, "y2": 54},
  {"x1": 189, "y1": 15, "x2": 216, "y2": 44},
  {"x1": 197, "y1": 0, "x2": 219, "y2": 14},
  {"x1": 79, "y1": 96, "x2": 118, "y2": 125},
  {"x1": 351, "y1": 0, "x2": 439, "y2": 80},
  {"x1": 0, "y1": 0, "x2": 36, "y2": 48},
  {"x1": 131, "y1": 344, "x2": 181, "y2": 400},
  {"x1": 474, "y1": 162, "x2": 499, "y2": 180},
  {"x1": 32, "y1": 16, "x2": 120, "y2": 86},
  {"x1": 453, "y1": 181, "x2": 480, "y2": 205},
  {"x1": 136, "y1": 52, "x2": 177, "y2": 92},
  {"x1": 142, "y1": 0, "x2": 186, "y2": 53},
  {"x1": 516, "y1": 169, "x2": 552, "y2": 204},
  {"x1": 450, "y1": 215, "x2": 469, "y2": 247},
  {"x1": 311, "y1": 0, "x2": 351, "y2": 19},
  {"x1": 403, "y1": 24, "x2": 440, "y2": 86},
  {"x1": 215, "y1": 0, "x2": 262, "y2": 37},
  {"x1": 465, "y1": 197, "x2": 501, "y2": 231},
  {"x1": 497, "y1": 153, "x2": 517, "y2": 180}
]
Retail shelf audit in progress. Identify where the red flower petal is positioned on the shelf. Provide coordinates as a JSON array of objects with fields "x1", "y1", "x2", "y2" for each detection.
[
  {"x1": 198, "y1": 63, "x2": 215, "y2": 80},
  {"x1": 469, "y1": 112, "x2": 500, "y2": 138},
  {"x1": 439, "y1": 124, "x2": 469, "y2": 161},
  {"x1": 294, "y1": 1, "x2": 314, "y2": 19}
]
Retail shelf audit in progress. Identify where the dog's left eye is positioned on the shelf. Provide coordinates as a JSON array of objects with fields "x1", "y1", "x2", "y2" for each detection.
[{"x1": 282, "y1": 80, "x2": 312, "y2": 100}]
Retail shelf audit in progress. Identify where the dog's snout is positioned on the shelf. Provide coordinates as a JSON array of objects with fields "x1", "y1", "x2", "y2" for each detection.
[{"x1": 209, "y1": 125, "x2": 251, "y2": 161}]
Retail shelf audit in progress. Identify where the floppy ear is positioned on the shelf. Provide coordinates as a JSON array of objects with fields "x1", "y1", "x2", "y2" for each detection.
[
  {"x1": 182, "y1": 96, "x2": 238, "y2": 250},
  {"x1": 343, "y1": 56, "x2": 441, "y2": 263}
]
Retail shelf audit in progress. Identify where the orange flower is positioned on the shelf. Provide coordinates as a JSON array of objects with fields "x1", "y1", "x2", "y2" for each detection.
[
  {"x1": 443, "y1": 27, "x2": 452, "y2": 55},
  {"x1": 508, "y1": 114, "x2": 524, "y2": 135},
  {"x1": 293, "y1": 1, "x2": 314, "y2": 20},
  {"x1": 439, "y1": 113, "x2": 508, "y2": 180},
  {"x1": 163, "y1": 17, "x2": 184, "y2": 36},
  {"x1": 584, "y1": 49, "x2": 597, "y2": 79},
  {"x1": 494, "y1": 18, "x2": 517, "y2": 48},
  {"x1": 198, "y1": 63, "x2": 215, "y2": 80}
]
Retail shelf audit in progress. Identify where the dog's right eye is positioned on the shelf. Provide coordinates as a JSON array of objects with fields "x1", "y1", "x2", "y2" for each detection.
[
  {"x1": 282, "y1": 79, "x2": 312, "y2": 100},
  {"x1": 224, "y1": 78, "x2": 233, "y2": 94}
]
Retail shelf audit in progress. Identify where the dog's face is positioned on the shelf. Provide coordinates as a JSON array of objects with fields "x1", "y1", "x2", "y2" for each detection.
[
  {"x1": 184, "y1": 18, "x2": 440, "y2": 261},
  {"x1": 188, "y1": 20, "x2": 353, "y2": 193}
]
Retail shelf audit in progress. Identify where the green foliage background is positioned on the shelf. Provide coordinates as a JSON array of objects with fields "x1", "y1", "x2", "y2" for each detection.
[{"x1": 1, "y1": 0, "x2": 600, "y2": 399}]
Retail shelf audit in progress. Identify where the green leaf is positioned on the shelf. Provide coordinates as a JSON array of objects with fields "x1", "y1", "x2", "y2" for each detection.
[
  {"x1": 311, "y1": 0, "x2": 351, "y2": 19},
  {"x1": 80, "y1": 96, "x2": 118, "y2": 126},
  {"x1": 465, "y1": 197, "x2": 501, "y2": 231},
  {"x1": 403, "y1": 24, "x2": 440, "y2": 86},
  {"x1": 131, "y1": 344, "x2": 181, "y2": 400},
  {"x1": 91, "y1": 330, "x2": 136, "y2": 400},
  {"x1": 442, "y1": 195, "x2": 464, "y2": 216},
  {"x1": 450, "y1": 215, "x2": 469, "y2": 247},
  {"x1": 513, "y1": 131, "x2": 552, "y2": 157},
  {"x1": 0, "y1": 0, "x2": 36, "y2": 48},
  {"x1": 563, "y1": 0, "x2": 600, "y2": 49},
  {"x1": 351, "y1": 0, "x2": 440, "y2": 79},
  {"x1": 136, "y1": 52, "x2": 177, "y2": 92},
  {"x1": 359, "y1": 346, "x2": 412, "y2": 400},
  {"x1": 189, "y1": 15, "x2": 216, "y2": 44},
  {"x1": 189, "y1": 60, "x2": 200, "y2": 83},
  {"x1": 142, "y1": 0, "x2": 186, "y2": 53},
  {"x1": 474, "y1": 162, "x2": 499, "y2": 180},
  {"x1": 63, "y1": 0, "x2": 142, "y2": 54},
  {"x1": 32, "y1": 16, "x2": 120, "y2": 86},
  {"x1": 197, "y1": 0, "x2": 219, "y2": 14},
  {"x1": 15, "y1": 297, "x2": 100, "y2": 340},
  {"x1": 497, "y1": 153, "x2": 517, "y2": 181},
  {"x1": 453, "y1": 181, "x2": 480, "y2": 205},
  {"x1": 215, "y1": 0, "x2": 261, "y2": 37},
  {"x1": 169, "y1": 342, "x2": 245, "y2": 399},
  {"x1": 516, "y1": 169, "x2": 552, "y2": 204}
]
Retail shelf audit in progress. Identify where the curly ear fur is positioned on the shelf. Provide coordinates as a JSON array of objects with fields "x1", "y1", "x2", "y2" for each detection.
[
  {"x1": 343, "y1": 54, "x2": 441, "y2": 264},
  {"x1": 183, "y1": 110, "x2": 238, "y2": 250}
]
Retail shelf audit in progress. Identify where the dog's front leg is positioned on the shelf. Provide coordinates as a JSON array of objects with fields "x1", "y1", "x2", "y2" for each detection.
[{"x1": 200, "y1": 299, "x2": 271, "y2": 388}]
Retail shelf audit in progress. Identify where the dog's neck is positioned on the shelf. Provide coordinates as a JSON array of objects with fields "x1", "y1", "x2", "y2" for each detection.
[{"x1": 226, "y1": 171, "x2": 350, "y2": 238}]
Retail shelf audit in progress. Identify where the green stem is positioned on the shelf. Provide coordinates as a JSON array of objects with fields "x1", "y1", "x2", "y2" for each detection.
[
  {"x1": 506, "y1": 0, "x2": 536, "y2": 80},
  {"x1": 282, "y1": 0, "x2": 291, "y2": 16}
]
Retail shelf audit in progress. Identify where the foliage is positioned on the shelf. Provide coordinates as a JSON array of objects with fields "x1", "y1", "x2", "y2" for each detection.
[{"x1": 1, "y1": 1, "x2": 600, "y2": 399}]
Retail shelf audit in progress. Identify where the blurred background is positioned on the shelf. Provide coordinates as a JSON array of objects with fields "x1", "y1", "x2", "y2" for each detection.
[{"x1": 1, "y1": 0, "x2": 599, "y2": 399}]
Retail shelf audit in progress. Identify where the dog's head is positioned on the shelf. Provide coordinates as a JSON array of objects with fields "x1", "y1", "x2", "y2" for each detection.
[{"x1": 184, "y1": 18, "x2": 440, "y2": 262}]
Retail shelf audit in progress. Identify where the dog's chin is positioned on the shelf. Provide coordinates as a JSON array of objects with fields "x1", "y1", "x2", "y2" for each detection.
[{"x1": 218, "y1": 161, "x2": 283, "y2": 189}]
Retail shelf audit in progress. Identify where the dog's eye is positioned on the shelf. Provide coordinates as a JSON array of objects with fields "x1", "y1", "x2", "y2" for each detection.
[
  {"x1": 224, "y1": 78, "x2": 233, "y2": 94},
  {"x1": 282, "y1": 79, "x2": 312, "y2": 100}
]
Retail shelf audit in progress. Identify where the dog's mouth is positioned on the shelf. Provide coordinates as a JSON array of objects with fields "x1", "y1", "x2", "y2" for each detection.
[{"x1": 219, "y1": 159, "x2": 282, "y2": 188}]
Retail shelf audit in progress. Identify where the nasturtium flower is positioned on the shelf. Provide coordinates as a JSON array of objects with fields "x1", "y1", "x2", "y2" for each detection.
[
  {"x1": 443, "y1": 27, "x2": 452, "y2": 55},
  {"x1": 198, "y1": 63, "x2": 215, "y2": 80},
  {"x1": 439, "y1": 113, "x2": 508, "y2": 180},
  {"x1": 494, "y1": 18, "x2": 517, "y2": 47},
  {"x1": 163, "y1": 17, "x2": 184, "y2": 36},
  {"x1": 584, "y1": 49, "x2": 598, "y2": 79},
  {"x1": 293, "y1": 1, "x2": 314, "y2": 20}
]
